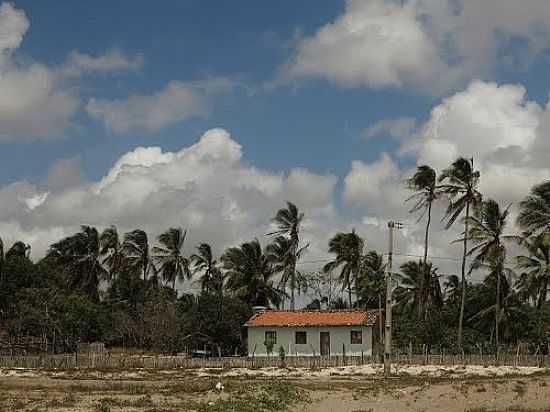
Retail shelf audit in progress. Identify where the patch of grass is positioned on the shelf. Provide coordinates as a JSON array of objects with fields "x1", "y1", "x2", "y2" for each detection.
[{"x1": 197, "y1": 382, "x2": 307, "y2": 412}]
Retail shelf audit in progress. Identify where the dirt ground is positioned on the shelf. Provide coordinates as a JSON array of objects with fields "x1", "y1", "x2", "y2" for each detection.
[{"x1": 2, "y1": 367, "x2": 550, "y2": 411}]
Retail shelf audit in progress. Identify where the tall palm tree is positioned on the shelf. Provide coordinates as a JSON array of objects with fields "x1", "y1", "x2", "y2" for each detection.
[
  {"x1": 394, "y1": 260, "x2": 443, "y2": 314},
  {"x1": 515, "y1": 233, "x2": 550, "y2": 309},
  {"x1": 47, "y1": 226, "x2": 107, "y2": 301},
  {"x1": 100, "y1": 226, "x2": 123, "y2": 281},
  {"x1": 439, "y1": 157, "x2": 481, "y2": 350},
  {"x1": 517, "y1": 181, "x2": 550, "y2": 235},
  {"x1": 223, "y1": 239, "x2": 282, "y2": 308},
  {"x1": 465, "y1": 199, "x2": 512, "y2": 361},
  {"x1": 406, "y1": 165, "x2": 438, "y2": 319},
  {"x1": 324, "y1": 230, "x2": 365, "y2": 307},
  {"x1": 443, "y1": 274, "x2": 462, "y2": 305},
  {"x1": 122, "y1": 229, "x2": 153, "y2": 281},
  {"x1": 268, "y1": 202, "x2": 307, "y2": 310},
  {"x1": 153, "y1": 228, "x2": 191, "y2": 293},
  {"x1": 266, "y1": 235, "x2": 308, "y2": 309},
  {"x1": 191, "y1": 243, "x2": 223, "y2": 295}
]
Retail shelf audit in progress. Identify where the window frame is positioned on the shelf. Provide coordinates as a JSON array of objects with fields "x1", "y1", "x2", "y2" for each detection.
[
  {"x1": 350, "y1": 330, "x2": 363, "y2": 345},
  {"x1": 295, "y1": 331, "x2": 307, "y2": 345},
  {"x1": 265, "y1": 330, "x2": 277, "y2": 346}
]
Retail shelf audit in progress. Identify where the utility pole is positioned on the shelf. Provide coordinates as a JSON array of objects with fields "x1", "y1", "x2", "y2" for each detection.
[{"x1": 384, "y1": 220, "x2": 401, "y2": 378}]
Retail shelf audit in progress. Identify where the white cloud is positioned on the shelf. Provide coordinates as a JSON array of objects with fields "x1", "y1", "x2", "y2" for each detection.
[
  {"x1": 0, "y1": 129, "x2": 338, "y2": 260},
  {"x1": 406, "y1": 80, "x2": 547, "y2": 203},
  {"x1": 86, "y1": 81, "x2": 210, "y2": 134},
  {"x1": 46, "y1": 156, "x2": 84, "y2": 192},
  {"x1": 0, "y1": 2, "x2": 145, "y2": 142},
  {"x1": 364, "y1": 117, "x2": 417, "y2": 141},
  {"x1": 62, "y1": 49, "x2": 144, "y2": 77},
  {"x1": 283, "y1": 0, "x2": 550, "y2": 93}
]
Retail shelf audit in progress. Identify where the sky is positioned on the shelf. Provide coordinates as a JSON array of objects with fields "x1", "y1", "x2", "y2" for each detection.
[{"x1": 2, "y1": 0, "x2": 550, "y2": 286}]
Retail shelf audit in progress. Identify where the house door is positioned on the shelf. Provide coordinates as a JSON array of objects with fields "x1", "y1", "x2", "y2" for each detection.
[{"x1": 320, "y1": 332, "x2": 330, "y2": 356}]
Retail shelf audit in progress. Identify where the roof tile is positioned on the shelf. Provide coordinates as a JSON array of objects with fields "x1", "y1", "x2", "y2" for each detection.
[{"x1": 245, "y1": 309, "x2": 377, "y2": 327}]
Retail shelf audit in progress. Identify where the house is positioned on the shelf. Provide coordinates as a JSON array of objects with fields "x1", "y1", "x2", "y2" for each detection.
[{"x1": 245, "y1": 309, "x2": 377, "y2": 357}]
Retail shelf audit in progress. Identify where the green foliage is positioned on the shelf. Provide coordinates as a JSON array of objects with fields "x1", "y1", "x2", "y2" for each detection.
[{"x1": 198, "y1": 382, "x2": 306, "y2": 412}]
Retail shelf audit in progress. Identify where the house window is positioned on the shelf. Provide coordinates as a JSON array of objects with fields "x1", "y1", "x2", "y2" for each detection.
[
  {"x1": 295, "y1": 331, "x2": 307, "y2": 344},
  {"x1": 264, "y1": 331, "x2": 277, "y2": 347},
  {"x1": 350, "y1": 330, "x2": 362, "y2": 344}
]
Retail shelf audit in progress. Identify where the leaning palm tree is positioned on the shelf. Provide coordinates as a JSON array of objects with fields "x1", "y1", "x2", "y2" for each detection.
[
  {"x1": 100, "y1": 226, "x2": 124, "y2": 281},
  {"x1": 191, "y1": 243, "x2": 223, "y2": 294},
  {"x1": 324, "y1": 230, "x2": 365, "y2": 307},
  {"x1": 122, "y1": 229, "x2": 153, "y2": 281},
  {"x1": 47, "y1": 226, "x2": 108, "y2": 301},
  {"x1": 266, "y1": 235, "x2": 308, "y2": 309},
  {"x1": 268, "y1": 202, "x2": 307, "y2": 310},
  {"x1": 439, "y1": 157, "x2": 481, "y2": 350},
  {"x1": 223, "y1": 239, "x2": 282, "y2": 308},
  {"x1": 517, "y1": 181, "x2": 550, "y2": 235},
  {"x1": 465, "y1": 199, "x2": 513, "y2": 361},
  {"x1": 406, "y1": 165, "x2": 438, "y2": 319},
  {"x1": 153, "y1": 228, "x2": 191, "y2": 293},
  {"x1": 515, "y1": 232, "x2": 550, "y2": 309}
]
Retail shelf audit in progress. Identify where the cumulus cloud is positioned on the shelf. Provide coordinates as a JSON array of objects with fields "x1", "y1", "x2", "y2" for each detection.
[
  {"x1": 283, "y1": 0, "x2": 550, "y2": 92},
  {"x1": 62, "y1": 49, "x2": 144, "y2": 77},
  {"x1": 0, "y1": 2, "x2": 144, "y2": 142},
  {"x1": 364, "y1": 117, "x2": 417, "y2": 142},
  {"x1": 340, "y1": 79, "x2": 550, "y2": 275},
  {"x1": 86, "y1": 81, "x2": 210, "y2": 134},
  {"x1": 0, "y1": 129, "x2": 339, "y2": 260}
]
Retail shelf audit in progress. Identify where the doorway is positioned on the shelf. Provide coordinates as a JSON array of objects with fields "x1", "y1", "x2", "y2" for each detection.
[{"x1": 320, "y1": 332, "x2": 330, "y2": 356}]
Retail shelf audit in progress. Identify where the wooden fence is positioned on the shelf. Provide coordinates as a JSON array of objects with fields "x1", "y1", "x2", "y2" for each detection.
[{"x1": 1, "y1": 352, "x2": 550, "y2": 370}]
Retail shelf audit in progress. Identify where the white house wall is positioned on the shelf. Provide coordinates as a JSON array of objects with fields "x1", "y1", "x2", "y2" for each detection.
[{"x1": 247, "y1": 326, "x2": 372, "y2": 357}]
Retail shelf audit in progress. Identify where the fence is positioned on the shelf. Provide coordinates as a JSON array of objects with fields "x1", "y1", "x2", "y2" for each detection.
[{"x1": 1, "y1": 351, "x2": 550, "y2": 370}]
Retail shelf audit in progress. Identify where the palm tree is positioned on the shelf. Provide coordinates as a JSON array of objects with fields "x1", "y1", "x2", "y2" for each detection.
[
  {"x1": 324, "y1": 230, "x2": 364, "y2": 307},
  {"x1": 122, "y1": 229, "x2": 153, "y2": 281},
  {"x1": 439, "y1": 157, "x2": 481, "y2": 350},
  {"x1": 517, "y1": 181, "x2": 550, "y2": 235},
  {"x1": 100, "y1": 226, "x2": 123, "y2": 281},
  {"x1": 47, "y1": 226, "x2": 107, "y2": 301},
  {"x1": 266, "y1": 235, "x2": 308, "y2": 309},
  {"x1": 515, "y1": 233, "x2": 550, "y2": 309},
  {"x1": 443, "y1": 274, "x2": 462, "y2": 305},
  {"x1": 268, "y1": 202, "x2": 307, "y2": 310},
  {"x1": 406, "y1": 165, "x2": 438, "y2": 319},
  {"x1": 465, "y1": 199, "x2": 512, "y2": 361},
  {"x1": 394, "y1": 260, "x2": 443, "y2": 313},
  {"x1": 223, "y1": 239, "x2": 282, "y2": 308},
  {"x1": 191, "y1": 243, "x2": 223, "y2": 295},
  {"x1": 153, "y1": 228, "x2": 191, "y2": 293},
  {"x1": 358, "y1": 250, "x2": 386, "y2": 343},
  {"x1": 6, "y1": 241, "x2": 30, "y2": 259},
  {"x1": 470, "y1": 264, "x2": 519, "y2": 345}
]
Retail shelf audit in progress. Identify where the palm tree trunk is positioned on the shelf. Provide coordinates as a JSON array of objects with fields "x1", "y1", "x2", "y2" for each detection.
[
  {"x1": 378, "y1": 293, "x2": 383, "y2": 345},
  {"x1": 458, "y1": 201, "x2": 470, "y2": 351},
  {"x1": 419, "y1": 201, "x2": 432, "y2": 319},
  {"x1": 173, "y1": 278, "x2": 177, "y2": 292},
  {"x1": 290, "y1": 272, "x2": 295, "y2": 310},
  {"x1": 538, "y1": 275, "x2": 548, "y2": 310},
  {"x1": 348, "y1": 285, "x2": 352, "y2": 308},
  {"x1": 495, "y1": 264, "x2": 501, "y2": 366}
]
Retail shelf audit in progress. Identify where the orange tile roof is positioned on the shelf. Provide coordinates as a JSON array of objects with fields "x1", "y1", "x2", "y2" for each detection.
[{"x1": 245, "y1": 309, "x2": 377, "y2": 327}]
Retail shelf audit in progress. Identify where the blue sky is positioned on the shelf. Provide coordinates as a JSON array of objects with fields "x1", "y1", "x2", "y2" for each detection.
[
  {"x1": 1, "y1": 0, "x2": 435, "y2": 184},
  {"x1": 2, "y1": 0, "x2": 550, "y2": 267}
]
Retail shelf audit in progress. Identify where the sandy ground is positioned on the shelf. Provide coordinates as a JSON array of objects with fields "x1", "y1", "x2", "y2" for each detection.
[{"x1": 2, "y1": 365, "x2": 550, "y2": 411}]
